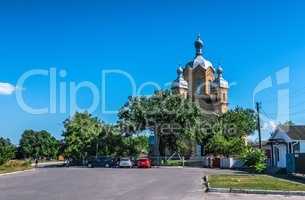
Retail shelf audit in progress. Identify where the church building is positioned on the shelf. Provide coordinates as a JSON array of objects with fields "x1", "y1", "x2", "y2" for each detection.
[
  {"x1": 171, "y1": 35, "x2": 229, "y2": 158},
  {"x1": 171, "y1": 35, "x2": 229, "y2": 114}
]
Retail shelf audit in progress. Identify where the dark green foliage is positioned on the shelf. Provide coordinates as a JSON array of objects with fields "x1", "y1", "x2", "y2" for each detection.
[
  {"x1": 62, "y1": 112, "x2": 102, "y2": 160},
  {"x1": 0, "y1": 137, "x2": 16, "y2": 165},
  {"x1": 241, "y1": 147, "x2": 267, "y2": 173},
  {"x1": 118, "y1": 90, "x2": 202, "y2": 134},
  {"x1": 220, "y1": 107, "x2": 257, "y2": 137},
  {"x1": 19, "y1": 130, "x2": 59, "y2": 159},
  {"x1": 62, "y1": 112, "x2": 149, "y2": 160},
  {"x1": 201, "y1": 107, "x2": 257, "y2": 156},
  {"x1": 118, "y1": 90, "x2": 204, "y2": 156},
  {"x1": 204, "y1": 133, "x2": 246, "y2": 157}
]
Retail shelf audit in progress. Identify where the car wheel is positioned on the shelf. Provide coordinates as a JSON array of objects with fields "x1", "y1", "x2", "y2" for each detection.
[
  {"x1": 88, "y1": 163, "x2": 93, "y2": 168},
  {"x1": 105, "y1": 164, "x2": 110, "y2": 168}
]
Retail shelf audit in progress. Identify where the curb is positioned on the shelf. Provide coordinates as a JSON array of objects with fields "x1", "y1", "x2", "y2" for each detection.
[
  {"x1": 0, "y1": 169, "x2": 35, "y2": 177},
  {"x1": 207, "y1": 187, "x2": 305, "y2": 196},
  {"x1": 202, "y1": 175, "x2": 305, "y2": 196}
]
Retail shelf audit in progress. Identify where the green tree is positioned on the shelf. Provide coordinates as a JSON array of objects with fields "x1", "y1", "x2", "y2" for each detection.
[
  {"x1": 198, "y1": 107, "x2": 257, "y2": 156},
  {"x1": 62, "y1": 112, "x2": 103, "y2": 161},
  {"x1": 220, "y1": 107, "x2": 257, "y2": 138},
  {"x1": 122, "y1": 135, "x2": 149, "y2": 157},
  {"x1": 204, "y1": 133, "x2": 246, "y2": 156},
  {"x1": 91, "y1": 124, "x2": 124, "y2": 157},
  {"x1": 0, "y1": 137, "x2": 16, "y2": 165},
  {"x1": 118, "y1": 90, "x2": 204, "y2": 156},
  {"x1": 19, "y1": 130, "x2": 59, "y2": 159},
  {"x1": 132, "y1": 135, "x2": 149, "y2": 154},
  {"x1": 95, "y1": 125, "x2": 149, "y2": 157}
]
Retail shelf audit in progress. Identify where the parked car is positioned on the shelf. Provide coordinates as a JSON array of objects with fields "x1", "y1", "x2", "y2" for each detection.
[
  {"x1": 87, "y1": 156, "x2": 114, "y2": 168},
  {"x1": 119, "y1": 157, "x2": 133, "y2": 168},
  {"x1": 137, "y1": 158, "x2": 151, "y2": 168},
  {"x1": 65, "y1": 159, "x2": 85, "y2": 167}
]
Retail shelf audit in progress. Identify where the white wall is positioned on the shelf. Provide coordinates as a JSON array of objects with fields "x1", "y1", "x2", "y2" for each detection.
[
  {"x1": 220, "y1": 157, "x2": 244, "y2": 169},
  {"x1": 274, "y1": 144, "x2": 287, "y2": 168},
  {"x1": 300, "y1": 141, "x2": 305, "y2": 153}
]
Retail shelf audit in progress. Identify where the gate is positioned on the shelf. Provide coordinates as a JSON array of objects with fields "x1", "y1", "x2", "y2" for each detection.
[
  {"x1": 286, "y1": 153, "x2": 295, "y2": 173},
  {"x1": 286, "y1": 153, "x2": 305, "y2": 174},
  {"x1": 295, "y1": 153, "x2": 305, "y2": 174}
]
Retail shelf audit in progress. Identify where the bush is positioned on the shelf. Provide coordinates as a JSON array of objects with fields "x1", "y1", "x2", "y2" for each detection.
[
  {"x1": 0, "y1": 137, "x2": 16, "y2": 165},
  {"x1": 164, "y1": 160, "x2": 183, "y2": 166},
  {"x1": 2, "y1": 160, "x2": 31, "y2": 168},
  {"x1": 0, "y1": 160, "x2": 32, "y2": 173},
  {"x1": 241, "y1": 147, "x2": 267, "y2": 173}
]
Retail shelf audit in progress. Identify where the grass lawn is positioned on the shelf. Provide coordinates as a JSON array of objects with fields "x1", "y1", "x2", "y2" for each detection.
[
  {"x1": 164, "y1": 160, "x2": 183, "y2": 166},
  {"x1": 0, "y1": 160, "x2": 32, "y2": 174},
  {"x1": 209, "y1": 174, "x2": 305, "y2": 191}
]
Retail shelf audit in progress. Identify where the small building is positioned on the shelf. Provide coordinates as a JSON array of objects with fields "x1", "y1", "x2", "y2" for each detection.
[{"x1": 268, "y1": 125, "x2": 305, "y2": 169}]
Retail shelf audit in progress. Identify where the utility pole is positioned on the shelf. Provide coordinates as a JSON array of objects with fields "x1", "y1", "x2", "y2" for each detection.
[{"x1": 256, "y1": 102, "x2": 262, "y2": 149}]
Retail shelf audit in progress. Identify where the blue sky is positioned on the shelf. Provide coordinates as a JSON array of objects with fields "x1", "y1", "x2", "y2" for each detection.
[{"x1": 1, "y1": 0, "x2": 305, "y2": 143}]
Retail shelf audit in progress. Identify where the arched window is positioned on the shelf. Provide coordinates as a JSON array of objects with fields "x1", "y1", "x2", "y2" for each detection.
[
  {"x1": 207, "y1": 80, "x2": 212, "y2": 94},
  {"x1": 195, "y1": 79, "x2": 204, "y2": 95}
]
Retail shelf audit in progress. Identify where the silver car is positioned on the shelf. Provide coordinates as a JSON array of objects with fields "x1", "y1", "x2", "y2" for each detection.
[{"x1": 119, "y1": 158, "x2": 133, "y2": 168}]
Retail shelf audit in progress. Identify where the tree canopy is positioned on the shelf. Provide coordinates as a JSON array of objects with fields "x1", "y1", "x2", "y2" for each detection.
[
  {"x1": 19, "y1": 130, "x2": 59, "y2": 159},
  {"x1": 0, "y1": 137, "x2": 16, "y2": 165},
  {"x1": 62, "y1": 112, "x2": 149, "y2": 160},
  {"x1": 220, "y1": 107, "x2": 257, "y2": 137},
  {"x1": 62, "y1": 112, "x2": 103, "y2": 160},
  {"x1": 118, "y1": 91, "x2": 257, "y2": 157},
  {"x1": 201, "y1": 107, "x2": 257, "y2": 156},
  {"x1": 118, "y1": 90, "x2": 205, "y2": 156}
]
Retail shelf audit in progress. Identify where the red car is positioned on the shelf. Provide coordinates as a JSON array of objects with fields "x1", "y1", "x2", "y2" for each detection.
[{"x1": 137, "y1": 158, "x2": 151, "y2": 168}]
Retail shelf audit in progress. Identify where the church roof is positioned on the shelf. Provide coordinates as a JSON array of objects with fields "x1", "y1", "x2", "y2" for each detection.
[
  {"x1": 218, "y1": 78, "x2": 229, "y2": 88},
  {"x1": 186, "y1": 55, "x2": 214, "y2": 70},
  {"x1": 171, "y1": 67, "x2": 188, "y2": 89},
  {"x1": 185, "y1": 35, "x2": 215, "y2": 71}
]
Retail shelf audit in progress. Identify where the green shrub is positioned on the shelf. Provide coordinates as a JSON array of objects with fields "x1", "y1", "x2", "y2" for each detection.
[
  {"x1": 3, "y1": 160, "x2": 31, "y2": 168},
  {"x1": 0, "y1": 160, "x2": 32, "y2": 174},
  {"x1": 164, "y1": 160, "x2": 183, "y2": 166},
  {"x1": 241, "y1": 147, "x2": 267, "y2": 173}
]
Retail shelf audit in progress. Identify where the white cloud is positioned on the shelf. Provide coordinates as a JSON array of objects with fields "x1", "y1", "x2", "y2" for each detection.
[
  {"x1": 262, "y1": 120, "x2": 277, "y2": 132},
  {"x1": 0, "y1": 82, "x2": 16, "y2": 95}
]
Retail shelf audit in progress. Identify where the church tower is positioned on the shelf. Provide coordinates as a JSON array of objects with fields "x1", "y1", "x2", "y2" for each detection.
[
  {"x1": 214, "y1": 67, "x2": 229, "y2": 113},
  {"x1": 171, "y1": 35, "x2": 229, "y2": 114},
  {"x1": 171, "y1": 66, "x2": 188, "y2": 98}
]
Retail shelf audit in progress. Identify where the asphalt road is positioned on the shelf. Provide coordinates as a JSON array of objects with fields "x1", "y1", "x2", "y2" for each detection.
[
  {"x1": 0, "y1": 167, "x2": 206, "y2": 200},
  {"x1": 1, "y1": 167, "x2": 304, "y2": 200}
]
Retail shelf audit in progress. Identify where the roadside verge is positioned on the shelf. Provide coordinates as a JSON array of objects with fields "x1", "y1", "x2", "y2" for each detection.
[{"x1": 203, "y1": 175, "x2": 305, "y2": 196}]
